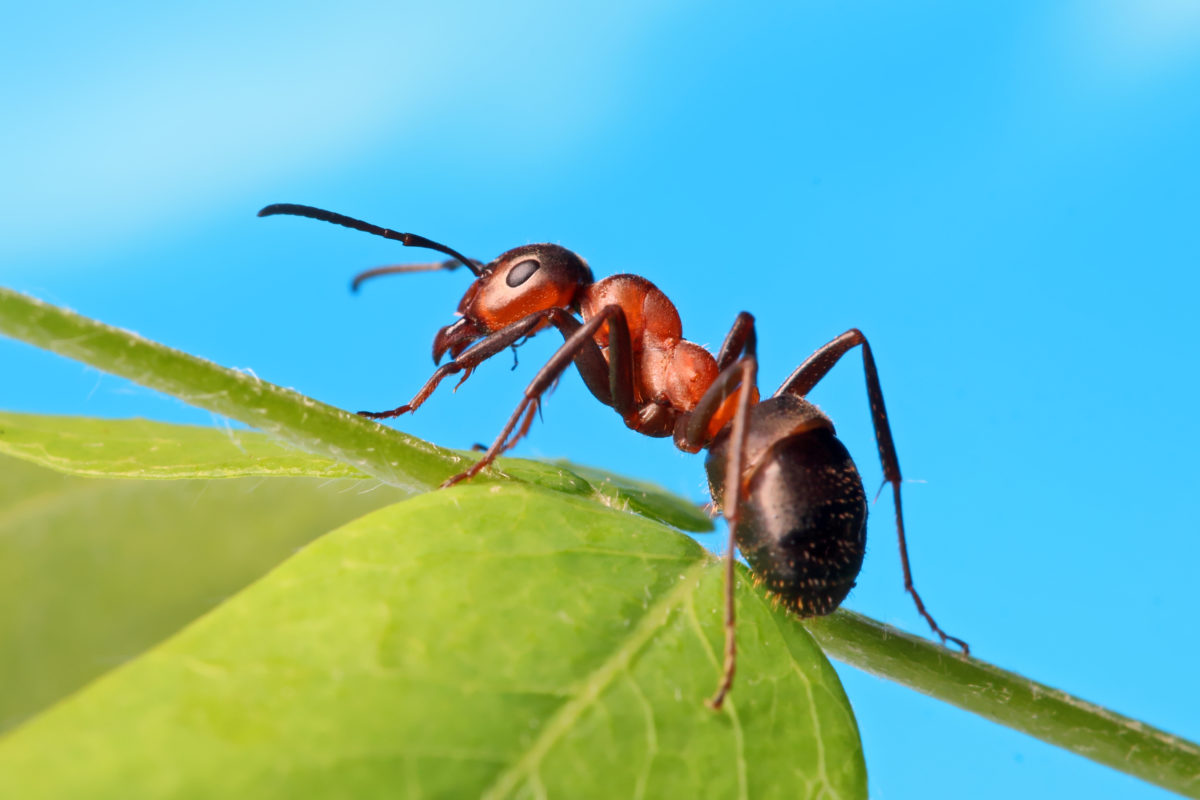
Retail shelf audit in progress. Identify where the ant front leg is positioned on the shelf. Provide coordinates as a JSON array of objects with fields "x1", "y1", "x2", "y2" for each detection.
[
  {"x1": 776, "y1": 329, "x2": 969, "y2": 654},
  {"x1": 440, "y1": 304, "x2": 638, "y2": 488},
  {"x1": 359, "y1": 309, "x2": 584, "y2": 419}
]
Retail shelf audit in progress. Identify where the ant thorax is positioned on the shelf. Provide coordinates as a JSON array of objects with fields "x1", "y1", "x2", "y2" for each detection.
[{"x1": 580, "y1": 274, "x2": 718, "y2": 419}]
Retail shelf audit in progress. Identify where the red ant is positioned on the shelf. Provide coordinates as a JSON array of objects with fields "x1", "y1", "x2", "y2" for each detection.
[{"x1": 259, "y1": 203, "x2": 969, "y2": 708}]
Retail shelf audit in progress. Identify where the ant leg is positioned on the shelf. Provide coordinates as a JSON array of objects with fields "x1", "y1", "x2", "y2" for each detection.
[
  {"x1": 715, "y1": 312, "x2": 756, "y2": 371},
  {"x1": 675, "y1": 315, "x2": 758, "y2": 453},
  {"x1": 540, "y1": 313, "x2": 626, "y2": 412},
  {"x1": 350, "y1": 258, "x2": 482, "y2": 292},
  {"x1": 359, "y1": 309, "x2": 577, "y2": 419},
  {"x1": 706, "y1": 355, "x2": 758, "y2": 710},
  {"x1": 675, "y1": 323, "x2": 761, "y2": 708},
  {"x1": 775, "y1": 329, "x2": 969, "y2": 654},
  {"x1": 440, "y1": 305, "x2": 638, "y2": 488}
]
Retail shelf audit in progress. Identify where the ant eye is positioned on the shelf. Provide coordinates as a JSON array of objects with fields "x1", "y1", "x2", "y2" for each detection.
[{"x1": 506, "y1": 259, "x2": 540, "y2": 288}]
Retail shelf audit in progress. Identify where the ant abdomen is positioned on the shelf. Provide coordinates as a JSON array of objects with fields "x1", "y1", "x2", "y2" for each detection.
[{"x1": 706, "y1": 395, "x2": 867, "y2": 616}]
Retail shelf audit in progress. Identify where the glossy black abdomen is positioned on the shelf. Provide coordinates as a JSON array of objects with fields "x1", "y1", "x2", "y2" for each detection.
[
  {"x1": 738, "y1": 429, "x2": 866, "y2": 615},
  {"x1": 705, "y1": 395, "x2": 867, "y2": 616}
]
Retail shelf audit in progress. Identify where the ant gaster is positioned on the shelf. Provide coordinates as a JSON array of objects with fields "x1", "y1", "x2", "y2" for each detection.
[{"x1": 258, "y1": 203, "x2": 969, "y2": 709}]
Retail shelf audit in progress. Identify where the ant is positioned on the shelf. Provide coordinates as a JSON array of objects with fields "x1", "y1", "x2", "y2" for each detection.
[{"x1": 259, "y1": 202, "x2": 970, "y2": 709}]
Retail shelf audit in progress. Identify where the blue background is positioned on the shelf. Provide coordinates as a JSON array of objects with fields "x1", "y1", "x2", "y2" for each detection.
[{"x1": 3, "y1": 2, "x2": 1199, "y2": 796}]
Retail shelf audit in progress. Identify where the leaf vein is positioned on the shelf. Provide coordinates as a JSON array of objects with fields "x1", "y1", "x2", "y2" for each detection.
[
  {"x1": 479, "y1": 559, "x2": 709, "y2": 800},
  {"x1": 747, "y1": 586, "x2": 834, "y2": 800},
  {"x1": 683, "y1": 585, "x2": 748, "y2": 800},
  {"x1": 625, "y1": 673, "x2": 659, "y2": 800}
]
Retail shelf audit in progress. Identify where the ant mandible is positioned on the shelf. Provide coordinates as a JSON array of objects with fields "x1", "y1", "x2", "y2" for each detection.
[{"x1": 258, "y1": 202, "x2": 969, "y2": 709}]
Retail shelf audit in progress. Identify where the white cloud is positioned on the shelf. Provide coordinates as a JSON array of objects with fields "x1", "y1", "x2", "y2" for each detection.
[{"x1": 1067, "y1": 0, "x2": 1200, "y2": 83}]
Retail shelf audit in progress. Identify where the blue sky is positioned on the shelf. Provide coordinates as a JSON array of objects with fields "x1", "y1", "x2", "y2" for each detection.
[{"x1": 3, "y1": 1, "x2": 1199, "y2": 796}]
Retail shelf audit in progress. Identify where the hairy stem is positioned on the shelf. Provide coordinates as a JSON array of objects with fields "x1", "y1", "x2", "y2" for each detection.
[
  {"x1": 808, "y1": 610, "x2": 1200, "y2": 797},
  {"x1": 0, "y1": 288, "x2": 482, "y2": 491}
]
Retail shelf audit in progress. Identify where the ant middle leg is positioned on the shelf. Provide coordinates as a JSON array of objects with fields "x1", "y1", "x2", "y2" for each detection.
[{"x1": 775, "y1": 329, "x2": 969, "y2": 654}]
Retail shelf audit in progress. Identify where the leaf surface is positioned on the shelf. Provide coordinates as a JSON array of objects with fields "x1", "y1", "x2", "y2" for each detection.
[
  {"x1": 0, "y1": 484, "x2": 866, "y2": 800},
  {"x1": 0, "y1": 411, "x2": 365, "y2": 479},
  {"x1": 0, "y1": 410, "x2": 711, "y2": 528},
  {"x1": 561, "y1": 460, "x2": 714, "y2": 533},
  {"x1": 0, "y1": 454, "x2": 409, "y2": 731}
]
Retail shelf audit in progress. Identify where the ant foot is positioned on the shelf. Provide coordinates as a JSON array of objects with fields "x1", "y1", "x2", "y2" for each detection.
[{"x1": 357, "y1": 405, "x2": 414, "y2": 419}]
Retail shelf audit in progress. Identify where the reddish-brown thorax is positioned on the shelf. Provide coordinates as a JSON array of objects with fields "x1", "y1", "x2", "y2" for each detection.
[
  {"x1": 434, "y1": 247, "x2": 749, "y2": 446},
  {"x1": 580, "y1": 274, "x2": 726, "y2": 437}
]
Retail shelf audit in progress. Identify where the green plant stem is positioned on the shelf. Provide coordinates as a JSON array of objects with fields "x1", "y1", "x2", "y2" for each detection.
[
  {"x1": 0, "y1": 289, "x2": 471, "y2": 491},
  {"x1": 808, "y1": 610, "x2": 1200, "y2": 797}
]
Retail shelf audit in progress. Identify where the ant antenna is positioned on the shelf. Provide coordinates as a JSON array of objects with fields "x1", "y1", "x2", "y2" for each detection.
[
  {"x1": 257, "y1": 203, "x2": 483, "y2": 278},
  {"x1": 348, "y1": 259, "x2": 477, "y2": 292}
]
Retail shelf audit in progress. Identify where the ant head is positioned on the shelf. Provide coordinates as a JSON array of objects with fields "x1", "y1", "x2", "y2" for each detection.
[
  {"x1": 255, "y1": 204, "x2": 593, "y2": 364},
  {"x1": 435, "y1": 244, "x2": 593, "y2": 362}
]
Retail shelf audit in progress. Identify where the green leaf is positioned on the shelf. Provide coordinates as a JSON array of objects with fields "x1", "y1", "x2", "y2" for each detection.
[
  {"x1": 0, "y1": 485, "x2": 866, "y2": 799},
  {"x1": 0, "y1": 454, "x2": 410, "y2": 732},
  {"x1": 0, "y1": 409, "x2": 711, "y2": 532},
  {"x1": 0, "y1": 411, "x2": 366, "y2": 479},
  {"x1": 559, "y1": 461, "x2": 714, "y2": 533}
]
